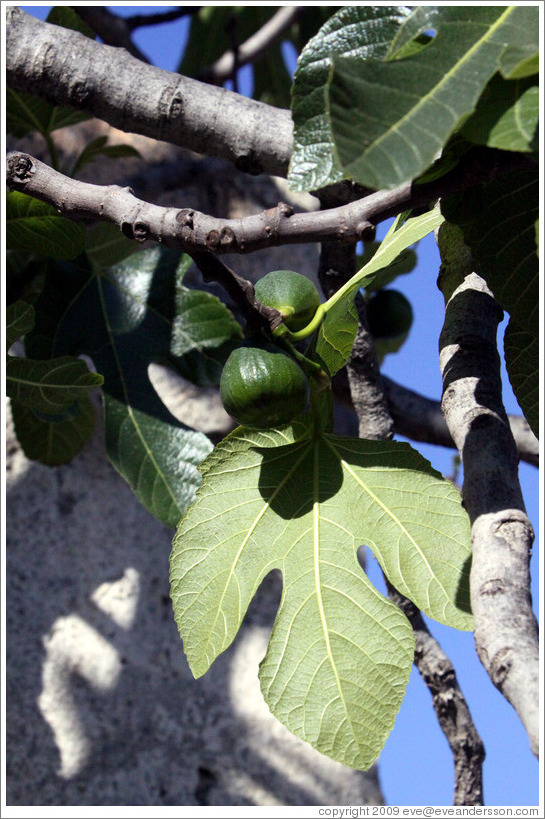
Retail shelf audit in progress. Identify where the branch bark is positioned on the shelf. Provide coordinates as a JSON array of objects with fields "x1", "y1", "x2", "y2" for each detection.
[
  {"x1": 437, "y1": 223, "x2": 539, "y2": 757},
  {"x1": 6, "y1": 6, "x2": 293, "y2": 177},
  {"x1": 332, "y1": 371, "x2": 538, "y2": 467},
  {"x1": 387, "y1": 583, "x2": 485, "y2": 806}
]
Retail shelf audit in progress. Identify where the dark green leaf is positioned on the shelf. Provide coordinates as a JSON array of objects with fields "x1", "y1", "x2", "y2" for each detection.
[
  {"x1": 26, "y1": 248, "x2": 242, "y2": 526},
  {"x1": 85, "y1": 222, "x2": 137, "y2": 267},
  {"x1": 10, "y1": 395, "x2": 97, "y2": 466},
  {"x1": 6, "y1": 192, "x2": 86, "y2": 259},
  {"x1": 327, "y1": 5, "x2": 538, "y2": 189},
  {"x1": 6, "y1": 300, "x2": 35, "y2": 349},
  {"x1": 6, "y1": 86, "x2": 89, "y2": 140},
  {"x1": 503, "y1": 320, "x2": 539, "y2": 438},
  {"x1": 7, "y1": 355, "x2": 103, "y2": 414},
  {"x1": 461, "y1": 74, "x2": 538, "y2": 153},
  {"x1": 289, "y1": 5, "x2": 411, "y2": 192}
]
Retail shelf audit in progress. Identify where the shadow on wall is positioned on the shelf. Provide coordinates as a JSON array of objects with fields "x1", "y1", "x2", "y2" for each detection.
[{"x1": 6, "y1": 404, "x2": 382, "y2": 807}]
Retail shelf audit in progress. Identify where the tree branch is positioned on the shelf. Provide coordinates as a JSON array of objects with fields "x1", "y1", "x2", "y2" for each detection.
[
  {"x1": 386, "y1": 583, "x2": 485, "y2": 806},
  {"x1": 71, "y1": 6, "x2": 151, "y2": 63},
  {"x1": 199, "y1": 7, "x2": 303, "y2": 84},
  {"x1": 437, "y1": 223, "x2": 539, "y2": 757},
  {"x1": 6, "y1": 6, "x2": 293, "y2": 178},
  {"x1": 7, "y1": 8, "x2": 535, "y2": 184}
]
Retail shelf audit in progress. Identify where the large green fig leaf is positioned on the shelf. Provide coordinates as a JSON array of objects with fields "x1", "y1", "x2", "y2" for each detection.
[
  {"x1": 171, "y1": 423, "x2": 472, "y2": 769},
  {"x1": 288, "y1": 5, "x2": 411, "y2": 192},
  {"x1": 25, "y1": 247, "x2": 242, "y2": 526},
  {"x1": 441, "y1": 168, "x2": 539, "y2": 437},
  {"x1": 316, "y1": 208, "x2": 443, "y2": 375},
  {"x1": 326, "y1": 5, "x2": 538, "y2": 190}
]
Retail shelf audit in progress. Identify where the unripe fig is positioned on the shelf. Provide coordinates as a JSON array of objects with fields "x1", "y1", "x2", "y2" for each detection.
[
  {"x1": 254, "y1": 270, "x2": 321, "y2": 332},
  {"x1": 220, "y1": 343, "x2": 309, "y2": 429},
  {"x1": 366, "y1": 289, "x2": 413, "y2": 339}
]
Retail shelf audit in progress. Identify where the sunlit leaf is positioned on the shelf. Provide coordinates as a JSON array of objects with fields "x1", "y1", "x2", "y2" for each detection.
[
  {"x1": 326, "y1": 5, "x2": 538, "y2": 189},
  {"x1": 171, "y1": 424, "x2": 472, "y2": 769}
]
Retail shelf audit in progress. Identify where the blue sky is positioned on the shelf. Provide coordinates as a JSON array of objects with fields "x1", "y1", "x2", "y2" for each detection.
[{"x1": 18, "y1": 4, "x2": 541, "y2": 808}]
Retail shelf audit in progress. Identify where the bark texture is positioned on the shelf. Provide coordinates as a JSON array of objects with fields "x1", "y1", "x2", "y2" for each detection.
[
  {"x1": 437, "y1": 223, "x2": 539, "y2": 757},
  {"x1": 6, "y1": 6, "x2": 293, "y2": 177}
]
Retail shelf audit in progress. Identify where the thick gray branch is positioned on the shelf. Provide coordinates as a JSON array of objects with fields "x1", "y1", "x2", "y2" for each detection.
[
  {"x1": 437, "y1": 223, "x2": 539, "y2": 757},
  {"x1": 381, "y1": 377, "x2": 538, "y2": 468},
  {"x1": 6, "y1": 6, "x2": 292, "y2": 177}
]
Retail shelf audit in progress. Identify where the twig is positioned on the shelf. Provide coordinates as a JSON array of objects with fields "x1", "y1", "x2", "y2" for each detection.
[
  {"x1": 71, "y1": 6, "x2": 150, "y2": 64},
  {"x1": 386, "y1": 583, "x2": 485, "y2": 806},
  {"x1": 199, "y1": 7, "x2": 302, "y2": 84},
  {"x1": 437, "y1": 223, "x2": 539, "y2": 756}
]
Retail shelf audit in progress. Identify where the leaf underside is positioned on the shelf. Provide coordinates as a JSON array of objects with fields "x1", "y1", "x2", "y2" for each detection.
[{"x1": 171, "y1": 424, "x2": 473, "y2": 769}]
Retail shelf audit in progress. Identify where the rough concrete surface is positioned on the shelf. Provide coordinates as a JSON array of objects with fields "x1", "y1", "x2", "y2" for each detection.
[{"x1": 6, "y1": 400, "x2": 382, "y2": 807}]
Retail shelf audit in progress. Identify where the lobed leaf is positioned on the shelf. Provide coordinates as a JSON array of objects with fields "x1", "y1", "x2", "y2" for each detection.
[{"x1": 171, "y1": 426, "x2": 472, "y2": 769}]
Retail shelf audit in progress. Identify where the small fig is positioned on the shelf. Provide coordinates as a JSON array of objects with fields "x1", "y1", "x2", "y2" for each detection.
[{"x1": 254, "y1": 270, "x2": 321, "y2": 332}]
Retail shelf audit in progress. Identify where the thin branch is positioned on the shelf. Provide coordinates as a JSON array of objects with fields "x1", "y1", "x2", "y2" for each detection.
[
  {"x1": 199, "y1": 7, "x2": 303, "y2": 84},
  {"x1": 437, "y1": 223, "x2": 539, "y2": 756},
  {"x1": 71, "y1": 6, "x2": 151, "y2": 64},
  {"x1": 7, "y1": 149, "x2": 532, "y2": 263},
  {"x1": 332, "y1": 370, "x2": 538, "y2": 467},
  {"x1": 386, "y1": 583, "x2": 485, "y2": 806}
]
